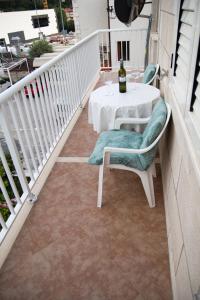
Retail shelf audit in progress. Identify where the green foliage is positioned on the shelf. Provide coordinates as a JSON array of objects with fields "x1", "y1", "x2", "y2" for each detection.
[
  {"x1": 55, "y1": 7, "x2": 75, "y2": 33},
  {"x1": 67, "y1": 19, "x2": 75, "y2": 32},
  {"x1": 0, "y1": 78, "x2": 7, "y2": 85},
  {"x1": 48, "y1": 0, "x2": 72, "y2": 9},
  {"x1": 0, "y1": 154, "x2": 23, "y2": 222},
  {"x1": 29, "y1": 40, "x2": 53, "y2": 58},
  {"x1": 55, "y1": 7, "x2": 68, "y2": 32},
  {"x1": 0, "y1": 0, "x2": 72, "y2": 12},
  {"x1": 0, "y1": 0, "x2": 42, "y2": 12},
  {"x1": 0, "y1": 77, "x2": 10, "y2": 84}
]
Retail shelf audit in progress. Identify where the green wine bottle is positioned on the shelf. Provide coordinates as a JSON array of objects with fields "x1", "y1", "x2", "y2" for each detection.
[{"x1": 118, "y1": 59, "x2": 126, "y2": 93}]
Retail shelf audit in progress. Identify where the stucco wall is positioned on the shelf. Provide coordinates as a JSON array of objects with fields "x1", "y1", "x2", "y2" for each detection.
[
  {"x1": 72, "y1": 0, "x2": 108, "y2": 40},
  {"x1": 0, "y1": 9, "x2": 58, "y2": 44},
  {"x1": 109, "y1": 0, "x2": 151, "y2": 30},
  {"x1": 109, "y1": 0, "x2": 152, "y2": 69},
  {"x1": 156, "y1": 0, "x2": 200, "y2": 299}
]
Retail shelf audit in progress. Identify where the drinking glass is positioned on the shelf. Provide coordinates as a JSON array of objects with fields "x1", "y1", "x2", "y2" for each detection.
[
  {"x1": 130, "y1": 72, "x2": 140, "y2": 90},
  {"x1": 105, "y1": 80, "x2": 113, "y2": 96}
]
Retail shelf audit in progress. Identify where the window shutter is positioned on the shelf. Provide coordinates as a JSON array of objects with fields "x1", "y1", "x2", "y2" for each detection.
[
  {"x1": 174, "y1": 0, "x2": 196, "y2": 99},
  {"x1": 192, "y1": 59, "x2": 200, "y2": 112}
]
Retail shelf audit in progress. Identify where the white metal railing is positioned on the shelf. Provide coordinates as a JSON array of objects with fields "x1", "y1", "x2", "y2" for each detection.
[{"x1": 0, "y1": 28, "x2": 147, "y2": 243}]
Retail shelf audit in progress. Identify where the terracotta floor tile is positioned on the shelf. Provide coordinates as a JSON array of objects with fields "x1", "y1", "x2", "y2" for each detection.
[
  {"x1": 0, "y1": 76, "x2": 172, "y2": 300},
  {"x1": 60, "y1": 72, "x2": 141, "y2": 158},
  {"x1": 60, "y1": 105, "x2": 99, "y2": 157},
  {"x1": 0, "y1": 162, "x2": 172, "y2": 300}
]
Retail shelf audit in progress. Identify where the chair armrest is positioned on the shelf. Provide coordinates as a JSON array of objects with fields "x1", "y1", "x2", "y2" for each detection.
[
  {"x1": 102, "y1": 143, "x2": 157, "y2": 165},
  {"x1": 104, "y1": 146, "x2": 150, "y2": 155},
  {"x1": 114, "y1": 117, "x2": 150, "y2": 130}
]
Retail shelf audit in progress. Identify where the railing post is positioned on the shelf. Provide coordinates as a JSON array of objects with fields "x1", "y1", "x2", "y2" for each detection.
[
  {"x1": 96, "y1": 33, "x2": 102, "y2": 71},
  {"x1": 73, "y1": 49, "x2": 83, "y2": 108},
  {"x1": 0, "y1": 104, "x2": 33, "y2": 200}
]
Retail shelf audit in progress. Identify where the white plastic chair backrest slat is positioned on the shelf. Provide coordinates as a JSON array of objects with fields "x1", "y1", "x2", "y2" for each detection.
[
  {"x1": 141, "y1": 102, "x2": 171, "y2": 153},
  {"x1": 146, "y1": 64, "x2": 160, "y2": 85}
]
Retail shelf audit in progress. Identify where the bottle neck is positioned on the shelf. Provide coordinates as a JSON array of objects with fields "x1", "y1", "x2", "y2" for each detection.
[{"x1": 120, "y1": 59, "x2": 124, "y2": 69}]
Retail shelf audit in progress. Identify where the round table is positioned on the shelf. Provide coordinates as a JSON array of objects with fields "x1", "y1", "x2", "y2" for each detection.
[{"x1": 88, "y1": 82, "x2": 160, "y2": 133}]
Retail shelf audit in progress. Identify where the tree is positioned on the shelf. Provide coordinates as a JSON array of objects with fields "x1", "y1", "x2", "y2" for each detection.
[
  {"x1": 0, "y1": 0, "x2": 42, "y2": 11},
  {"x1": 0, "y1": 0, "x2": 72, "y2": 12},
  {"x1": 29, "y1": 40, "x2": 53, "y2": 58},
  {"x1": 67, "y1": 19, "x2": 75, "y2": 32},
  {"x1": 55, "y1": 7, "x2": 68, "y2": 32},
  {"x1": 48, "y1": 0, "x2": 72, "y2": 9}
]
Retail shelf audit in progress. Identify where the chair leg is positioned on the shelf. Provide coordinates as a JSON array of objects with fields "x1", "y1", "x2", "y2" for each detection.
[
  {"x1": 152, "y1": 162, "x2": 157, "y2": 178},
  {"x1": 97, "y1": 164, "x2": 104, "y2": 208},
  {"x1": 140, "y1": 170, "x2": 155, "y2": 208}
]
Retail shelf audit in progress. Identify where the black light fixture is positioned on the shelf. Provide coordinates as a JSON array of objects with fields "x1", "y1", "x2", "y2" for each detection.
[{"x1": 114, "y1": 0, "x2": 145, "y2": 25}]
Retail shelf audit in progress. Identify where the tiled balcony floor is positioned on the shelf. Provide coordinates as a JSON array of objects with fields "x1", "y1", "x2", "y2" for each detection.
[{"x1": 0, "y1": 76, "x2": 172, "y2": 300}]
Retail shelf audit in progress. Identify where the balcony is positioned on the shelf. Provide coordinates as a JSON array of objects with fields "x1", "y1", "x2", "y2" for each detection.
[{"x1": 0, "y1": 29, "x2": 172, "y2": 299}]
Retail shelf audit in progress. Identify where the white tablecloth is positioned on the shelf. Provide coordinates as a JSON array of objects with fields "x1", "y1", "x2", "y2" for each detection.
[{"x1": 88, "y1": 82, "x2": 160, "y2": 133}]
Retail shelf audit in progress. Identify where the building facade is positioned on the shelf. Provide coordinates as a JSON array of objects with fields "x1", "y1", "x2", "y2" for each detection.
[
  {"x1": 72, "y1": 0, "x2": 152, "y2": 69},
  {"x1": 0, "y1": 9, "x2": 58, "y2": 45},
  {"x1": 72, "y1": 0, "x2": 108, "y2": 40},
  {"x1": 108, "y1": 0, "x2": 152, "y2": 69}
]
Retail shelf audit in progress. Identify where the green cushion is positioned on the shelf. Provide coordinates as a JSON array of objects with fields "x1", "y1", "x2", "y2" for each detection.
[
  {"x1": 88, "y1": 98, "x2": 168, "y2": 171},
  {"x1": 88, "y1": 130, "x2": 144, "y2": 170},
  {"x1": 139, "y1": 98, "x2": 167, "y2": 170},
  {"x1": 141, "y1": 99, "x2": 167, "y2": 147},
  {"x1": 143, "y1": 64, "x2": 156, "y2": 84}
]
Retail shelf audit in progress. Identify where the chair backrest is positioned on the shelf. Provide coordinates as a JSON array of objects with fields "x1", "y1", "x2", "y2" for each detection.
[
  {"x1": 143, "y1": 64, "x2": 159, "y2": 85},
  {"x1": 141, "y1": 98, "x2": 168, "y2": 148},
  {"x1": 139, "y1": 98, "x2": 171, "y2": 170}
]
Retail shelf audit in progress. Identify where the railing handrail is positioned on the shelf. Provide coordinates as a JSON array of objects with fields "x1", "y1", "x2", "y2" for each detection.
[
  {"x1": 99, "y1": 28, "x2": 147, "y2": 33},
  {"x1": 0, "y1": 26, "x2": 102, "y2": 244},
  {"x1": 0, "y1": 30, "x2": 98, "y2": 105},
  {"x1": 0, "y1": 24, "x2": 148, "y2": 260},
  {"x1": 0, "y1": 27, "x2": 147, "y2": 105}
]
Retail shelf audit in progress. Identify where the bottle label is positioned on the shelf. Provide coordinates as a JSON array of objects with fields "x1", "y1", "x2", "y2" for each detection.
[{"x1": 119, "y1": 77, "x2": 126, "y2": 83}]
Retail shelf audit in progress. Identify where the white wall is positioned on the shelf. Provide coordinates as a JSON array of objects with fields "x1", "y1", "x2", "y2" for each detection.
[
  {"x1": 0, "y1": 9, "x2": 58, "y2": 44},
  {"x1": 155, "y1": 0, "x2": 200, "y2": 299},
  {"x1": 72, "y1": 0, "x2": 151, "y2": 70},
  {"x1": 72, "y1": 0, "x2": 108, "y2": 40},
  {"x1": 109, "y1": 0, "x2": 151, "y2": 30},
  {"x1": 109, "y1": 1, "x2": 151, "y2": 69}
]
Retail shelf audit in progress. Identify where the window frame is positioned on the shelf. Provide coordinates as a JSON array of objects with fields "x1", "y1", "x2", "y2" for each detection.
[
  {"x1": 117, "y1": 40, "x2": 130, "y2": 62},
  {"x1": 31, "y1": 14, "x2": 49, "y2": 29},
  {"x1": 190, "y1": 39, "x2": 200, "y2": 111},
  {"x1": 171, "y1": 0, "x2": 200, "y2": 112},
  {"x1": 172, "y1": 0, "x2": 184, "y2": 76}
]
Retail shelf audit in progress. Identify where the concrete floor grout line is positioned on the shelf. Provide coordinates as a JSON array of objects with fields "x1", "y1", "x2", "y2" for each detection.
[{"x1": 56, "y1": 157, "x2": 89, "y2": 163}]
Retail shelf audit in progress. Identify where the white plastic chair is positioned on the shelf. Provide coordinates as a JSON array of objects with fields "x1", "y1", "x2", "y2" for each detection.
[
  {"x1": 145, "y1": 64, "x2": 160, "y2": 85},
  {"x1": 97, "y1": 102, "x2": 171, "y2": 209},
  {"x1": 130, "y1": 64, "x2": 160, "y2": 85}
]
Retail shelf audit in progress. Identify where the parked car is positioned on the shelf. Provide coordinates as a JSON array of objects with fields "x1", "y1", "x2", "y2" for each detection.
[{"x1": 24, "y1": 80, "x2": 44, "y2": 98}]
